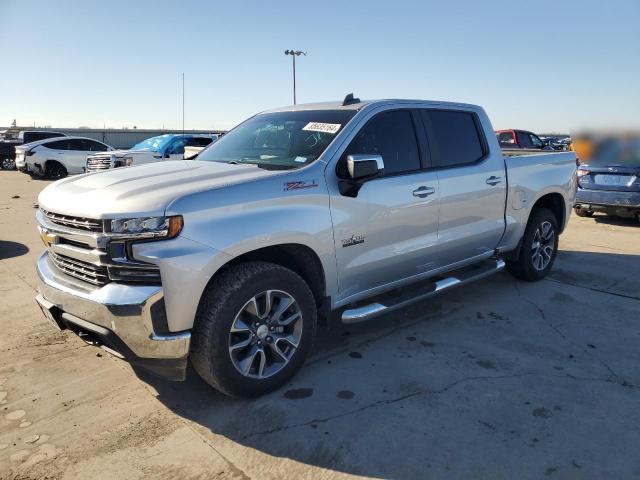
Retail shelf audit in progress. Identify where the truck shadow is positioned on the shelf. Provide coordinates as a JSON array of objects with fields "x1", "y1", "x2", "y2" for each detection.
[
  {"x1": 0, "y1": 240, "x2": 29, "y2": 260},
  {"x1": 141, "y1": 249, "x2": 640, "y2": 479}
]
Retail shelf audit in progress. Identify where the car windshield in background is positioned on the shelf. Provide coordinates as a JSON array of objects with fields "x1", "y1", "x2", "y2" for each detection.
[
  {"x1": 131, "y1": 135, "x2": 174, "y2": 152},
  {"x1": 197, "y1": 110, "x2": 356, "y2": 169}
]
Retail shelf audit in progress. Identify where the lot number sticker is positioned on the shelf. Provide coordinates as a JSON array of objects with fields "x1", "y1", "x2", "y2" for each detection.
[{"x1": 303, "y1": 122, "x2": 341, "y2": 134}]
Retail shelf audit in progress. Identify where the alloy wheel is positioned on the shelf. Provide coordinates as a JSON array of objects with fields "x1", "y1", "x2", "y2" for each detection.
[
  {"x1": 1, "y1": 158, "x2": 15, "y2": 170},
  {"x1": 531, "y1": 221, "x2": 555, "y2": 271},
  {"x1": 228, "y1": 289, "x2": 303, "y2": 379}
]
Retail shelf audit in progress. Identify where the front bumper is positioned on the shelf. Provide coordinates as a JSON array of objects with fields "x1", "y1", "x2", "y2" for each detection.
[
  {"x1": 36, "y1": 252, "x2": 191, "y2": 380},
  {"x1": 575, "y1": 189, "x2": 640, "y2": 212}
]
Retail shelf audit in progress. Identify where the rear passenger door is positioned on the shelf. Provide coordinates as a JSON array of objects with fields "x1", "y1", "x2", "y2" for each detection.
[
  {"x1": 420, "y1": 109, "x2": 506, "y2": 268},
  {"x1": 331, "y1": 109, "x2": 440, "y2": 302}
]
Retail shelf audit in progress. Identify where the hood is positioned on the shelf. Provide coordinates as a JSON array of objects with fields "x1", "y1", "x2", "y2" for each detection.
[{"x1": 38, "y1": 160, "x2": 279, "y2": 218}]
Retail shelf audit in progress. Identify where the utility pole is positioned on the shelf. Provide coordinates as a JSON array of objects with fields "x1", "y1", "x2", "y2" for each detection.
[{"x1": 284, "y1": 50, "x2": 306, "y2": 104}]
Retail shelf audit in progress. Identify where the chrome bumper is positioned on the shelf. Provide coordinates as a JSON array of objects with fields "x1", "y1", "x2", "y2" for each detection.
[{"x1": 36, "y1": 252, "x2": 191, "y2": 380}]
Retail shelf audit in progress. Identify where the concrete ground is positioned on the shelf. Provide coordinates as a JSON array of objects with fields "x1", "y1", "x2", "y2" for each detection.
[{"x1": 0, "y1": 169, "x2": 638, "y2": 480}]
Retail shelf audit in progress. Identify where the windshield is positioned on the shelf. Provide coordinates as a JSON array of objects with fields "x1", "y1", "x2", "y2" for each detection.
[
  {"x1": 131, "y1": 135, "x2": 175, "y2": 152},
  {"x1": 197, "y1": 110, "x2": 356, "y2": 169}
]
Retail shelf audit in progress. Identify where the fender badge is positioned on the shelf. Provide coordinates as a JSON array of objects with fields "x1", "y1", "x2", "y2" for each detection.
[
  {"x1": 284, "y1": 180, "x2": 318, "y2": 191},
  {"x1": 342, "y1": 234, "x2": 365, "y2": 248}
]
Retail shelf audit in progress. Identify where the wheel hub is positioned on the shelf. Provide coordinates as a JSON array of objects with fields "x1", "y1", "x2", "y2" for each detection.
[{"x1": 256, "y1": 324, "x2": 269, "y2": 340}]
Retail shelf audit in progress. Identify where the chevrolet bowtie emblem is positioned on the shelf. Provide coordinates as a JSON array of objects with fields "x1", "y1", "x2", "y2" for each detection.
[{"x1": 39, "y1": 228, "x2": 57, "y2": 247}]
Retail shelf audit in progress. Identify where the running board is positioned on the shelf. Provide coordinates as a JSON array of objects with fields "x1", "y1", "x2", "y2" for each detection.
[{"x1": 341, "y1": 259, "x2": 505, "y2": 324}]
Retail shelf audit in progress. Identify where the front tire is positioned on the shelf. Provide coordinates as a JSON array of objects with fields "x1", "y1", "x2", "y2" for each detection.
[
  {"x1": 506, "y1": 208, "x2": 559, "y2": 282},
  {"x1": 190, "y1": 261, "x2": 317, "y2": 398}
]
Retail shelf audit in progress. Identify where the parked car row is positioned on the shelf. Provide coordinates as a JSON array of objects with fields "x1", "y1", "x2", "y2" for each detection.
[
  {"x1": 0, "y1": 130, "x2": 67, "y2": 170},
  {"x1": 85, "y1": 134, "x2": 217, "y2": 172},
  {"x1": 496, "y1": 129, "x2": 572, "y2": 151},
  {"x1": 11, "y1": 133, "x2": 219, "y2": 178}
]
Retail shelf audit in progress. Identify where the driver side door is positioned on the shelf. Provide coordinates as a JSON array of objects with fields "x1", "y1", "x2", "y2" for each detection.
[{"x1": 329, "y1": 109, "x2": 440, "y2": 304}]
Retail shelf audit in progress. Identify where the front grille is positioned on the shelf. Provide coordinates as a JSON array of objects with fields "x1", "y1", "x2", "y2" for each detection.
[
  {"x1": 42, "y1": 210, "x2": 103, "y2": 232},
  {"x1": 49, "y1": 252, "x2": 110, "y2": 286},
  {"x1": 86, "y1": 155, "x2": 112, "y2": 172}
]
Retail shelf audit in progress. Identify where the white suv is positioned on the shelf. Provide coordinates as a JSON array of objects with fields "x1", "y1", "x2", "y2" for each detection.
[{"x1": 16, "y1": 137, "x2": 112, "y2": 178}]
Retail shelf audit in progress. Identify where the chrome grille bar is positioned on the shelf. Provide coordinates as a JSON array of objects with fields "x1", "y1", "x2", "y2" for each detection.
[
  {"x1": 49, "y1": 252, "x2": 109, "y2": 286},
  {"x1": 42, "y1": 210, "x2": 103, "y2": 232}
]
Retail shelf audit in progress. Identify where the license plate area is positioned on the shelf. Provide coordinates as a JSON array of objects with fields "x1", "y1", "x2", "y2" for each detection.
[
  {"x1": 35, "y1": 295, "x2": 63, "y2": 330},
  {"x1": 594, "y1": 174, "x2": 634, "y2": 186}
]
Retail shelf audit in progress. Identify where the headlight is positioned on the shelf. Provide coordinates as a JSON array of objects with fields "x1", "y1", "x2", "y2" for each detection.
[{"x1": 109, "y1": 215, "x2": 183, "y2": 239}]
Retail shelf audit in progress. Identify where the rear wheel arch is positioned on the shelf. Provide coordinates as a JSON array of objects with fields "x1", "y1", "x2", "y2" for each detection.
[
  {"x1": 44, "y1": 160, "x2": 67, "y2": 178},
  {"x1": 531, "y1": 192, "x2": 565, "y2": 231}
]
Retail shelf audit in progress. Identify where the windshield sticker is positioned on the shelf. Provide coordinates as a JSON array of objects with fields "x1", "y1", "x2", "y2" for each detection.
[
  {"x1": 294, "y1": 156, "x2": 308, "y2": 163},
  {"x1": 302, "y1": 122, "x2": 341, "y2": 134},
  {"x1": 284, "y1": 179, "x2": 318, "y2": 191}
]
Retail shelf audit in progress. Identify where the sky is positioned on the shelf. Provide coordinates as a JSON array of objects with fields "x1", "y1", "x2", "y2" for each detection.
[{"x1": 1, "y1": 0, "x2": 639, "y2": 133}]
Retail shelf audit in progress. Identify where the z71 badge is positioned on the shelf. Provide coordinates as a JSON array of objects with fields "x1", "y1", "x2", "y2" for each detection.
[
  {"x1": 284, "y1": 180, "x2": 318, "y2": 191},
  {"x1": 342, "y1": 234, "x2": 365, "y2": 248}
]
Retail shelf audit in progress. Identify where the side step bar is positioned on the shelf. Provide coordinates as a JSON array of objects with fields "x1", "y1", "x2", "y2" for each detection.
[{"x1": 341, "y1": 259, "x2": 505, "y2": 324}]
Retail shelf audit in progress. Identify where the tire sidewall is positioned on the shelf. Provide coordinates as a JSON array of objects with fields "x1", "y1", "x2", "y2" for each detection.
[{"x1": 194, "y1": 264, "x2": 317, "y2": 397}]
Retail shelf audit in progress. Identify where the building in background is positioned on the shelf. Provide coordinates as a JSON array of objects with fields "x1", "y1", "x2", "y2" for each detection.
[{"x1": 0, "y1": 127, "x2": 226, "y2": 149}]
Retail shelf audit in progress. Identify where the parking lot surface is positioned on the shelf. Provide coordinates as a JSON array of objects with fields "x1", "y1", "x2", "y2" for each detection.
[{"x1": 1, "y1": 170, "x2": 639, "y2": 480}]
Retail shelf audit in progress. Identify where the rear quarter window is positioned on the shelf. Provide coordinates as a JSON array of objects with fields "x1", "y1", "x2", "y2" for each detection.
[{"x1": 421, "y1": 110, "x2": 485, "y2": 168}]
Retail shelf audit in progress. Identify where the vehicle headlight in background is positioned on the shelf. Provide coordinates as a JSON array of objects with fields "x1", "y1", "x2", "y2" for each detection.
[{"x1": 109, "y1": 215, "x2": 183, "y2": 238}]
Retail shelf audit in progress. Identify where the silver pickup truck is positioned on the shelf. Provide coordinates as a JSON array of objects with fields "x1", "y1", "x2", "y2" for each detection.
[{"x1": 34, "y1": 97, "x2": 576, "y2": 397}]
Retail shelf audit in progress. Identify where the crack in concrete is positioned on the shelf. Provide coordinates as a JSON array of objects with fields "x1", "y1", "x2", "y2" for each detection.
[
  {"x1": 515, "y1": 282, "x2": 634, "y2": 388},
  {"x1": 241, "y1": 371, "x2": 636, "y2": 440},
  {"x1": 545, "y1": 277, "x2": 640, "y2": 301}
]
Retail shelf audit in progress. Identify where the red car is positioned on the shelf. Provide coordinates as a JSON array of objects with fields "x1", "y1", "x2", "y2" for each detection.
[{"x1": 496, "y1": 129, "x2": 547, "y2": 150}]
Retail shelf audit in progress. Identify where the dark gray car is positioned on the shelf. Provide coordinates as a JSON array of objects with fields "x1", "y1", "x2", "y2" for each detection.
[{"x1": 574, "y1": 139, "x2": 640, "y2": 222}]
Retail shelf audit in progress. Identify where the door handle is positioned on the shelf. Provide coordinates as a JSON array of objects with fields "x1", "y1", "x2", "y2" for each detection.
[
  {"x1": 412, "y1": 186, "x2": 435, "y2": 198},
  {"x1": 486, "y1": 176, "x2": 502, "y2": 186}
]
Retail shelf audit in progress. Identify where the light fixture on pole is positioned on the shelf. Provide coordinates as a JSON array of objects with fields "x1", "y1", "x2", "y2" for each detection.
[{"x1": 284, "y1": 50, "x2": 306, "y2": 105}]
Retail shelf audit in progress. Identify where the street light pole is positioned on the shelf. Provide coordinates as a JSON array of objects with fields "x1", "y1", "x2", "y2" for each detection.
[{"x1": 284, "y1": 50, "x2": 306, "y2": 105}]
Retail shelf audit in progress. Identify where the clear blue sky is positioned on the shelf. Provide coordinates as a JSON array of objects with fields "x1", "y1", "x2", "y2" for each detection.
[{"x1": 1, "y1": 0, "x2": 638, "y2": 133}]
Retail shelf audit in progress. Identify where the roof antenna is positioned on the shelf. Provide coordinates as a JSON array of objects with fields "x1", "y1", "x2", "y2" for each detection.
[{"x1": 342, "y1": 93, "x2": 360, "y2": 106}]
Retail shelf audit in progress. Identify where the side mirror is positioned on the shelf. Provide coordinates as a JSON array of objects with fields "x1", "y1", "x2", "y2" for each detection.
[
  {"x1": 347, "y1": 154, "x2": 384, "y2": 180},
  {"x1": 164, "y1": 152, "x2": 171, "y2": 158}
]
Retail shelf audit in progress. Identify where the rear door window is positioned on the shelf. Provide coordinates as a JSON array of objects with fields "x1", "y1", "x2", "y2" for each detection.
[
  {"x1": 45, "y1": 139, "x2": 70, "y2": 150},
  {"x1": 517, "y1": 132, "x2": 532, "y2": 148},
  {"x1": 421, "y1": 110, "x2": 485, "y2": 168},
  {"x1": 68, "y1": 139, "x2": 91, "y2": 151},
  {"x1": 342, "y1": 110, "x2": 421, "y2": 175}
]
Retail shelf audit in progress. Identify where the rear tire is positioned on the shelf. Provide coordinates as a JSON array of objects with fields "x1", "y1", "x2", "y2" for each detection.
[
  {"x1": 190, "y1": 261, "x2": 317, "y2": 398},
  {"x1": 46, "y1": 161, "x2": 67, "y2": 179},
  {"x1": 506, "y1": 208, "x2": 559, "y2": 282},
  {"x1": 574, "y1": 206, "x2": 593, "y2": 217},
  {"x1": 1, "y1": 157, "x2": 15, "y2": 170}
]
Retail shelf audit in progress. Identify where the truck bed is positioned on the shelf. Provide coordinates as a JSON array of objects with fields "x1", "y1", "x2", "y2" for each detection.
[{"x1": 499, "y1": 150, "x2": 576, "y2": 253}]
